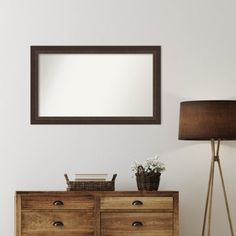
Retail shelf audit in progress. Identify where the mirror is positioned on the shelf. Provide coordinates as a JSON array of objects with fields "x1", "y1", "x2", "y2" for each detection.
[{"x1": 31, "y1": 46, "x2": 161, "y2": 124}]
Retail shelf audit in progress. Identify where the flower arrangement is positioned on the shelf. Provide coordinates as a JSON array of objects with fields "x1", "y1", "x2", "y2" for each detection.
[
  {"x1": 131, "y1": 155, "x2": 165, "y2": 174},
  {"x1": 132, "y1": 156, "x2": 165, "y2": 191}
]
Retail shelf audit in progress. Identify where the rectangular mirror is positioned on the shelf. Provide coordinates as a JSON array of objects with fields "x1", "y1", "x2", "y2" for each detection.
[{"x1": 31, "y1": 46, "x2": 161, "y2": 124}]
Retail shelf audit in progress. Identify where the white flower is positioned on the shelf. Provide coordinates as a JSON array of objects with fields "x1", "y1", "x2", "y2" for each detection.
[{"x1": 131, "y1": 155, "x2": 165, "y2": 174}]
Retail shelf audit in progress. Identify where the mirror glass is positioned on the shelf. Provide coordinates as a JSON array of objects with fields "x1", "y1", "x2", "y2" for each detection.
[
  {"x1": 39, "y1": 54, "x2": 153, "y2": 117},
  {"x1": 31, "y1": 46, "x2": 161, "y2": 124}
]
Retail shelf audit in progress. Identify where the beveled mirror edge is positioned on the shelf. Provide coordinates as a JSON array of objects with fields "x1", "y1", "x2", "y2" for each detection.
[{"x1": 30, "y1": 46, "x2": 161, "y2": 125}]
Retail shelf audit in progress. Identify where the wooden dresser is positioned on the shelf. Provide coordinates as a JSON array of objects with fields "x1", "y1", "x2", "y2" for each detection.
[{"x1": 16, "y1": 191, "x2": 179, "y2": 236}]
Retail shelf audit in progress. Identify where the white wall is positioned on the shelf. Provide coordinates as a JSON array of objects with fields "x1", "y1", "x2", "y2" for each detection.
[{"x1": 0, "y1": 0, "x2": 236, "y2": 235}]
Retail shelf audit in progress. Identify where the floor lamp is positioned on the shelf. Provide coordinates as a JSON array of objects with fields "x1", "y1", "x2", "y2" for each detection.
[{"x1": 178, "y1": 100, "x2": 236, "y2": 236}]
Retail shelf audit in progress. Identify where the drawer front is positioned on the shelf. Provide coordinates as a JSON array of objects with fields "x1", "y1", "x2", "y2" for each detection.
[
  {"x1": 101, "y1": 197, "x2": 173, "y2": 210},
  {"x1": 21, "y1": 211, "x2": 94, "y2": 236},
  {"x1": 101, "y1": 212, "x2": 173, "y2": 236},
  {"x1": 21, "y1": 195, "x2": 94, "y2": 210}
]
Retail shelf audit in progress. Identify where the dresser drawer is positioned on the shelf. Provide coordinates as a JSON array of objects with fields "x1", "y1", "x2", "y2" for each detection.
[
  {"x1": 21, "y1": 195, "x2": 94, "y2": 210},
  {"x1": 16, "y1": 192, "x2": 179, "y2": 236},
  {"x1": 100, "y1": 197, "x2": 173, "y2": 210},
  {"x1": 21, "y1": 211, "x2": 94, "y2": 236},
  {"x1": 101, "y1": 212, "x2": 173, "y2": 236}
]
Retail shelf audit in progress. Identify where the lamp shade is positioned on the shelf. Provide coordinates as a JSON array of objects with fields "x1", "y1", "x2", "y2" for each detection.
[{"x1": 179, "y1": 100, "x2": 236, "y2": 140}]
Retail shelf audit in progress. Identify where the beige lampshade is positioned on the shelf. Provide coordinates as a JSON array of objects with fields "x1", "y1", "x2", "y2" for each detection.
[{"x1": 179, "y1": 100, "x2": 236, "y2": 140}]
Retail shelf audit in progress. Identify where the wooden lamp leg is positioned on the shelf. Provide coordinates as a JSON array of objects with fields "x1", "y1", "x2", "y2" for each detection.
[
  {"x1": 202, "y1": 139, "x2": 215, "y2": 236},
  {"x1": 202, "y1": 139, "x2": 234, "y2": 236},
  {"x1": 217, "y1": 156, "x2": 234, "y2": 235}
]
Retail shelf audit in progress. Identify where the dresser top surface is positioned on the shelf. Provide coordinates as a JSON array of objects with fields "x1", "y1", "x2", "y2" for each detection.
[{"x1": 16, "y1": 191, "x2": 178, "y2": 196}]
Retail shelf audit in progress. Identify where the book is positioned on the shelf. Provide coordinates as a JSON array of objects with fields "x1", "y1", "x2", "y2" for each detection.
[
  {"x1": 75, "y1": 174, "x2": 108, "y2": 181},
  {"x1": 74, "y1": 178, "x2": 106, "y2": 182}
]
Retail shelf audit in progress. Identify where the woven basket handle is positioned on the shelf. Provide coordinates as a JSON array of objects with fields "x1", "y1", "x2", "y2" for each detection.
[
  {"x1": 137, "y1": 165, "x2": 145, "y2": 174},
  {"x1": 111, "y1": 174, "x2": 117, "y2": 182},
  {"x1": 64, "y1": 174, "x2": 70, "y2": 184}
]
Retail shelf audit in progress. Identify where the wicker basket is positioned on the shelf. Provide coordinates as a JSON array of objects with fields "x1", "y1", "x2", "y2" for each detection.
[
  {"x1": 135, "y1": 166, "x2": 161, "y2": 191},
  {"x1": 64, "y1": 174, "x2": 117, "y2": 191}
]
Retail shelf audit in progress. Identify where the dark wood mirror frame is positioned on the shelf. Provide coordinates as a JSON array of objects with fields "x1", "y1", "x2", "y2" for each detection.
[{"x1": 31, "y1": 46, "x2": 161, "y2": 124}]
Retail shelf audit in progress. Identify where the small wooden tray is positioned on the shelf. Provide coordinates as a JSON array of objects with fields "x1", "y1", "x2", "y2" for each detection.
[{"x1": 64, "y1": 174, "x2": 117, "y2": 191}]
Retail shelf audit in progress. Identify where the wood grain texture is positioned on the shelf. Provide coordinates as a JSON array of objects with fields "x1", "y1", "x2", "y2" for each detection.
[
  {"x1": 95, "y1": 196, "x2": 101, "y2": 236},
  {"x1": 173, "y1": 192, "x2": 179, "y2": 236},
  {"x1": 22, "y1": 211, "x2": 94, "y2": 235},
  {"x1": 15, "y1": 194, "x2": 21, "y2": 236},
  {"x1": 21, "y1": 195, "x2": 94, "y2": 210},
  {"x1": 101, "y1": 212, "x2": 173, "y2": 236},
  {"x1": 16, "y1": 191, "x2": 179, "y2": 236},
  {"x1": 101, "y1": 197, "x2": 173, "y2": 210},
  {"x1": 22, "y1": 232, "x2": 93, "y2": 236},
  {"x1": 16, "y1": 191, "x2": 178, "y2": 196}
]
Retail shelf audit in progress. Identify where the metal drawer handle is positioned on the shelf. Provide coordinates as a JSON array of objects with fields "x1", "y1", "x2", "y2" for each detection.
[
  {"x1": 132, "y1": 200, "x2": 143, "y2": 206},
  {"x1": 52, "y1": 221, "x2": 64, "y2": 227},
  {"x1": 53, "y1": 200, "x2": 64, "y2": 206},
  {"x1": 132, "y1": 221, "x2": 143, "y2": 227}
]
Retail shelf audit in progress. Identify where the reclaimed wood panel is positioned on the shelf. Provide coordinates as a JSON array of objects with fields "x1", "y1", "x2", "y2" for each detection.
[
  {"x1": 100, "y1": 197, "x2": 173, "y2": 210},
  {"x1": 21, "y1": 195, "x2": 94, "y2": 210},
  {"x1": 22, "y1": 211, "x2": 94, "y2": 236},
  {"x1": 101, "y1": 212, "x2": 173, "y2": 236},
  {"x1": 16, "y1": 191, "x2": 179, "y2": 236}
]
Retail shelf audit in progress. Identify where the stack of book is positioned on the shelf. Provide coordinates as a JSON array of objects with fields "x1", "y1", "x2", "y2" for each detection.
[{"x1": 75, "y1": 174, "x2": 108, "y2": 182}]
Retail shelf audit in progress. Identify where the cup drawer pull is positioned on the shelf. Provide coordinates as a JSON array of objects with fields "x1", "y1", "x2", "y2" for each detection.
[
  {"x1": 132, "y1": 221, "x2": 143, "y2": 227},
  {"x1": 132, "y1": 200, "x2": 143, "y2": 206},
  {"x1": 52, "y1": 221, "x2": 64, "y2": 227},
  {"x1": 53, "y1": 200, "x2": 64, "y2": 206}
]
